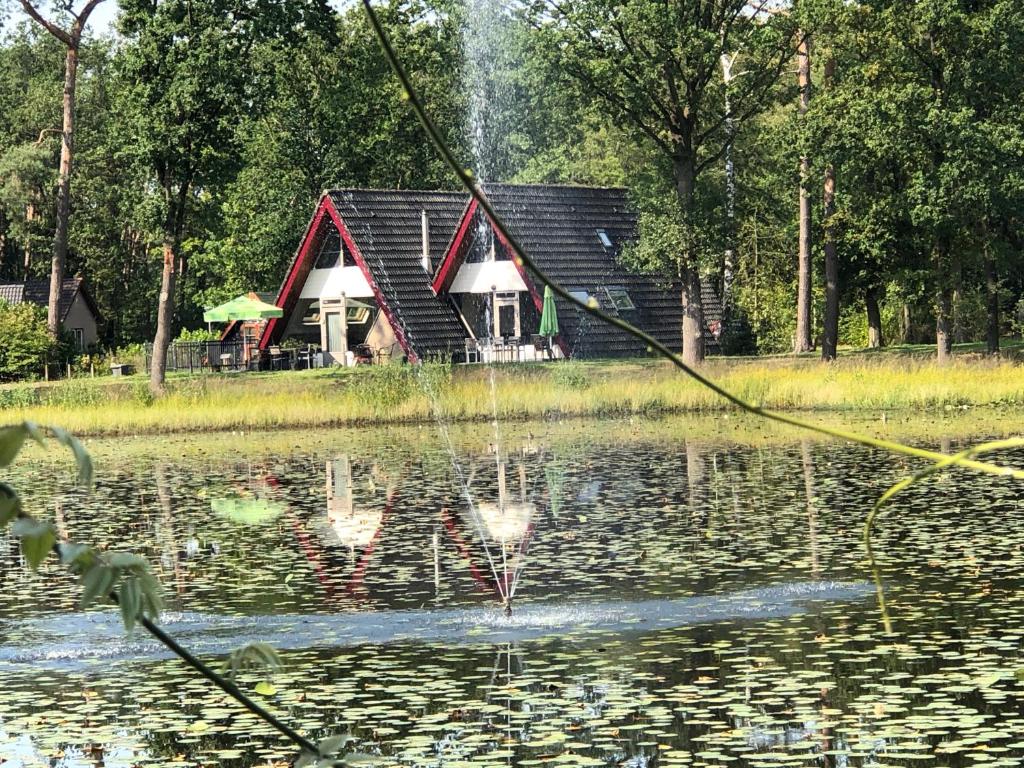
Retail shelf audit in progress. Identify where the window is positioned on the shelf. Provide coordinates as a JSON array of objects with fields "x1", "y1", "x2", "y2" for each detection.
[
  {"x1": 568, "y1": 289, "x2": 590, "y2": 305},
  {"x1": 603, "y1": 286, "x2": 636, "y2": 311},
  {"x1": 346, "y1": 305, "x2": 371, "y2": 325},
  {"x1": 596, "y1": 229, "x2": 614, "y2": 249},
  {"x1": 71, "y1": 328, "x2": 85, "y2": 350},
  {"x1": 314, "y1": 229, "x2": 344, "y2": 269}
]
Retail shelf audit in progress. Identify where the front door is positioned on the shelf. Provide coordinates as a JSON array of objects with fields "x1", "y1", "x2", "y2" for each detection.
[
  {"x1": 493, "y1": 292, "x2": 521, "y2": 339},
  {"x1": 322, "y1": 297, "x2": 348, "y2": 364}
]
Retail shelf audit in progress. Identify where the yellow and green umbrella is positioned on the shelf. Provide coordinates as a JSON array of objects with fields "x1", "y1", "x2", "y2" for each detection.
[{"x1": 203, "y1": 294, "x2": 283, "y2": 323}]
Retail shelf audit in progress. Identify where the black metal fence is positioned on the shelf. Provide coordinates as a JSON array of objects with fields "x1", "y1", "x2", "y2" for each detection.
[{"x1": 144, "y1": 341, "x2": 249, "y2": 373}]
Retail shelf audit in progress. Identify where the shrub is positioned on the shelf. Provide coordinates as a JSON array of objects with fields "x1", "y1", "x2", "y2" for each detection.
[
  {"x1": 552, "y1": 361, "x2": 591, "y2": 390},
  {"x1": 175, "y1": 327, "x2": 220, "y2": 342},
  {"x1": 0, "y1": 301, "x2": 58, "y2": 381},
  {"x1": 356, "y1": 364, "x2": 415, "y2": 412}
]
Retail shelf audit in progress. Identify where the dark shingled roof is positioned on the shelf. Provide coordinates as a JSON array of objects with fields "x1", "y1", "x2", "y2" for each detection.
[
  {"x1": 462, "y1": 184, "x2": 723, "y2": 356},
  {"x1": 327, "y1": 190, "x2": 469, "y2": 360},
  {"x1": 0, "y1": 277, "x2": 97, "y2": 323}
]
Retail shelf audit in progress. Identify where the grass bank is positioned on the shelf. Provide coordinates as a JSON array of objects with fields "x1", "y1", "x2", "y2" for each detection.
[{"x1": 1, "y1": 348, "x2": 1023, "y2": 437}]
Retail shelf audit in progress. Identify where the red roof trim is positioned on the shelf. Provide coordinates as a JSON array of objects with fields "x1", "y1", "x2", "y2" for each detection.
[
  {"x1": 488, "y1": 225, "x2": 570, "y2": 358},
  {"x1": 322, "y1": 197, "x2": 419, "y2": 364},
  {"x1": 431, "y1": 197, "x2": 479, "y2": 294},
  {"x1": 259, "y1": 197, "x2": 330, "y2": 349}
]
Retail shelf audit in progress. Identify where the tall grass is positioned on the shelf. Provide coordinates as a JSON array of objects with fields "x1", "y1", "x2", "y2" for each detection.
[{"x1": 1, "y1": 356, "x2": 1023, "y2": 436}]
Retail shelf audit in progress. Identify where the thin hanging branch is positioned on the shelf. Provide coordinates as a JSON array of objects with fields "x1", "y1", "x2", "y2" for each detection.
[{"x1": 357, "y1": 0, "x2": 1024, "y2": 484}]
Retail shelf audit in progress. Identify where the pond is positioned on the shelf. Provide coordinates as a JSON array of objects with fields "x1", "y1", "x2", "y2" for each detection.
[{"x1": 1, "y1": 416, "x2": 1023, "y2": 767}]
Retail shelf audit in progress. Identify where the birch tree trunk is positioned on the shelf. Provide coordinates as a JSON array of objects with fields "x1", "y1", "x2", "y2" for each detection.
[{"x1": 795, "y1": 33, "x2": 814, "y2": 353}]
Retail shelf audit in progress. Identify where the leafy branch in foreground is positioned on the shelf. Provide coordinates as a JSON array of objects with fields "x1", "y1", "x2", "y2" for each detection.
[
  {"x1": 357, "y1": 0, "x2": 1024, "y2": 630},
  {"x1": 0, "y1": 422, "x2": 323, "y2": 757}
]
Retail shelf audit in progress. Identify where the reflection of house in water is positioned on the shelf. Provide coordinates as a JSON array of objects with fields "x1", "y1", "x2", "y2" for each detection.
[
  {"x1": 284, "y1": 447, "x2": 554, "y2": 607},
  {"x1": 324, "y1": 456, "x2": 385, "y2": 553}
]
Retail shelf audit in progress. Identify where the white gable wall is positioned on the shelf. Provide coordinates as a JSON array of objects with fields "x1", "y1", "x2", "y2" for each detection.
[
  {"x1": 300, "y1": 266, "x2": 375, "y2": 299},
  {"x1": 64, "y1": 293, "x2": 98, "y2": 346},
  {"x1": 449, "y1": 261, "x2": 527, "y2": 294}
]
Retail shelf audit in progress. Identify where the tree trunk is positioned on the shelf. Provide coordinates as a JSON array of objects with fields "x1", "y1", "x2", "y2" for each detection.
[
  {"x1": 681, "y1": 267, "x2": 705, "y2": 366},
  {"x1": 150, "y1": 237, "x2": 178, "y2": 394},
  {"x1": 865, "y1": 287, "x2": 883, "y2": 348},
  {"x1": 794, "y1": 33, "x2": 813, "y2": 353},
  {"x1": 821, "y1": 167, "x2": 838, "y2": 361},
  {"x1": 985, "y1": 249, "x2": 999, "y2": 355},
  {"x1": 49, "y1": 43, "x2": 78, "y2": 337},
  {"x1": 934, "y1": 238, "x2": 952, "y2": 365},
  {"x1": 673, "y1": 154, "x2": 705, "y2": 366},
  {"x1": 720, "y1": 52, "x2": 737, "y2": 311},
  {"x1": 900, "y1": 303, "x2": 911, "y2": 343}
]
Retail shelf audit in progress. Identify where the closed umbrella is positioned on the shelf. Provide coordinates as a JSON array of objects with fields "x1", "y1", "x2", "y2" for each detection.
[{"x1": 538, "y1": 285, "x2": 559, "y2": 357}]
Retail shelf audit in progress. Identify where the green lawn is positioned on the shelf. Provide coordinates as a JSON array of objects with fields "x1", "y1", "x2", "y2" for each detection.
[{"x1": 0, "y1": 340, "x2": 1022, "y2": 436}]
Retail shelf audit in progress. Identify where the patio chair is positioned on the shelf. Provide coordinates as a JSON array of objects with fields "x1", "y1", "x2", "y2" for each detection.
[{"x1": 465, "y1": 337, "x2": 481, "y2": 364}]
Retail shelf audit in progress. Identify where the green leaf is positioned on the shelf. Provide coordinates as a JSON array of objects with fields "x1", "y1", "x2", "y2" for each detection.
[
  {"x1": 0, "y1": 425, "x2": 27, "y2": 468},
  {"x1": 139, "y1": 570, "x2": 163, "y2": 619},
  {"x1": 318, "y1": 735, "x2": 356, "y2": 757},
  {"x1": 254, "y1": 681, "x2": 277, "y2": 696},
  {"x1": 108, "y1": 551, "x2": 147, "y2": 570},
  {"x1": 224, "y1": 641, "x2": 283, "y2": 679},
  {"x1": 80, "y1": 563, "x2": 115, "y2": 608},
  {"x1": 12, "y1": 518, "x2": 56, "y2": 570},
  {"x1": 49, "y1": 427, "x2": 93, "y2": 486},
  {"x1": 119, "y1": 575, "x2": 141, "y2": 632},
  {"x1": 0, "y1": 482, "x2": 21, "y2": 525},
  {"x1": 59, "y1": 542, "x2": 95, "y2": 571}
]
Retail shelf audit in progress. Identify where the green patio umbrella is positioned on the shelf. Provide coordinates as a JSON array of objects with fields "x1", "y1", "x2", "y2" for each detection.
[
  {"x1": 203, "y1": 294, "x2": 283, "y2": 323},
  {"x1": 211, "y1": 496, "x2": 286, "y2": 525},
  {"x1": 538, "y1": 284, "x2": 559, "y2": 339}
]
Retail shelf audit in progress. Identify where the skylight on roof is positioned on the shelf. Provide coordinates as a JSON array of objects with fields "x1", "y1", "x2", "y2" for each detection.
[
  {"x1": 596, "y1": 229, "x2": 614, "y2": 248},
  {"x1": 603, "y1": 286, "x2": 636, "y2": 311}
]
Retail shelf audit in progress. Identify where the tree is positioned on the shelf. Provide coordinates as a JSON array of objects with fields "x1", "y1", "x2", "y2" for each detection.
[
  {"x1": 113, "y1": 0, "x2": 334, "y2": 394},
  {"x1": 526, "y1": 0, "x2": 796, "y2": 365},
  {"x1": 794, "y1": 32, "x2": 812, "y2": 353},
  {"x1": 0, "y1": 299, "x2": 58, "y2": 380},
  {"x1": 17, "y1": 0, "x2": 106, "y2": 337}
]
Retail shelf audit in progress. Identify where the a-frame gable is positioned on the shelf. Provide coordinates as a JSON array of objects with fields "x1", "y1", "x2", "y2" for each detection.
[{"x1": 260, "y1": 195, "x2": 418, "y2": 362}]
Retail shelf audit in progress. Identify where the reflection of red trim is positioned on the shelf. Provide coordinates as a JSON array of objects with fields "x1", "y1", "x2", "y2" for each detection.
[
  {"x1": 432, "y1": 198, "x2": 479, "y2": 294},
  {"x1": 260, "y1": 198, "x2": 330, "y2": 349},
  {"x1": 345, "y1": 487, "x2": 396, "y2": 598},
  {"x1": 322, "y1": 197, "x2": 418, "y2": 364},
  {"x1": 440, "y1": 507, "x2": 504, "y2": 600}
]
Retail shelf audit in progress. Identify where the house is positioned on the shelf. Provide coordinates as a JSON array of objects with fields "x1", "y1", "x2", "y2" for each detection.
[
  {"x1": 260, "y1": 189, "x2": 468, "y2": 364},
  {"x1": 0, "y1": 275, "x2": 101, "y2": 349},
  {"x1": 261, "y1": 185, "x2": 722, "y2": 363}
]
